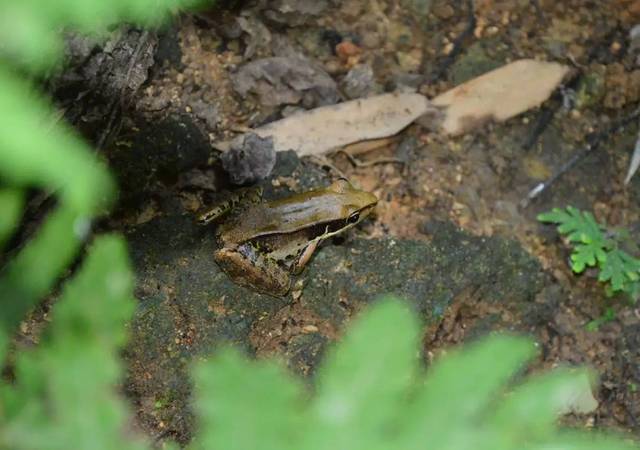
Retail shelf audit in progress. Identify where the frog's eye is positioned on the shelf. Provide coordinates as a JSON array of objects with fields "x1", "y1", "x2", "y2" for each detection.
[{"x1": 347, "y1": 212, "x2": 360, "y2": 224}]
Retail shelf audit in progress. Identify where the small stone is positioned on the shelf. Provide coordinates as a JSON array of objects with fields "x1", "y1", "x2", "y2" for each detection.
[
  {"x1": 336, "y1": 41, "x2": 362, "y2": 62},
  {"x1": 485, "y1": 26, "x2": 499, "y2": 36},
  {"x1": 432, "y1": 3, "x2": 455, "y2": 19},
  {"x1": 340, "y1": 64, "x2": 380, "y2": 99},
  {"x1": 361, "y1": 30, "x2": 382, "y2": 49},
  {"x1": 391, "y1": 72, "x2": 424, "y2": 92},
  {"x1": 190, "y1": 99, "x2": 220, "y2": 129},
  {"x1": 610, "y1": 41, "x2": 622, "y2": 54},
  {"x1": 396, "y1": 49, "x2": 422, "y2": 72},
  {"x1": 442, "y1": 42, "x2": 454, "y2": 55},
  {"x1": 323, "y1": 58, "x2": 343, "y2": 75}
]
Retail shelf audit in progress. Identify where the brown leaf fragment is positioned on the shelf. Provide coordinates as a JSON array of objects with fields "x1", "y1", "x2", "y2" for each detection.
[{"x1": 421, "y1": 59, "x2": 570, "y2": 135}]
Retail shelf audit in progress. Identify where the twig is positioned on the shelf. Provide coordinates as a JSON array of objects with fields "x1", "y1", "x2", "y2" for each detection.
[
  {"x1": 523, "y1": 26, "x2": 624, "y2": 153},
  {"x1": 531, "y1": 0, "x2": 545, "y2": 22},
  {"x1": 522, "y1": 70, "x2": 583, "y2": 151},
  {"x1": 425, "y1": 0, "x2": 476, "y2": 83},
  {"x1": 522, "y1": 105, "x2": 640, "y2": 207},
  {"x1": 336, "y1": 149, "x2": 404, "y2": 168},
  {"x1": 338, "y1": 137, "x2": 397, "y2": 156},
  {"x1": 306, "y1": 155, "x2": 348, "y2": 179}
]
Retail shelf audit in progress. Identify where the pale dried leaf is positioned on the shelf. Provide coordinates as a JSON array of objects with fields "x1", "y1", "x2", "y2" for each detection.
[
  {"x1": 217, "y1": 93, "x2": 437, "y2": 156},
  {"x1": 425, "y1": 59, "x2": 570, "y2": 136}
]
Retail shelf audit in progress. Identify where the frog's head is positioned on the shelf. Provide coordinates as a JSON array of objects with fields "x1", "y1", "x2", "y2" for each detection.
[{"x1": 328, "y1": 178, "x2": 378, "y2": 225}]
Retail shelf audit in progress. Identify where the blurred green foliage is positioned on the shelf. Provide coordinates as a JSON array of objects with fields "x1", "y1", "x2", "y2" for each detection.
[
  {"x1": 0, "y1": 0, "x2": 202, "y2": 358},
  {"x1": 0, "y1": 0, "x2": 200, "y2": 72},
  {"x1": 539, "y1": 206, "x2": 640, "y2": 301},
  {"x1": 192, "y1": 299, "x2": 636, "y2": 450},
  {"x1": 0, "y1": 237, "x2": 145, "y2": 450}
]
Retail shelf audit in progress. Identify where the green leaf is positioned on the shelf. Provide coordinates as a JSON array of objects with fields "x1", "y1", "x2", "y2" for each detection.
[
  {"x1": 599, "y1": 250, "x2": 640, "y2": 292},
  {"x1": 0, "y1": 206, "x2": 86, "y2": 359},
  {"x1": 398, "y1": 335, "x2": 536, "y2": 450},
  {"x1": 191, "y1": 349, "x2": 304, "y2": 450},
  {"x1": 1, "y1": 236, "x2": 146, "y2": 450},
  {"x1": 586, "y1": 307, "x2": 616, "y2": 331},
  {"x1": 306, "y1": 298, "x2": 420, "y2": 450},
  {"x1": 570, "y1": 243, "x2": 606, "y2": 273},
  {"x1": 0, "y1": 1, "x2": 204, "y2": 73},
  {"x1": 538, "y1": 207, "x2": 606, "y2": 245},
  {"x1": 0, "y1": 188, "x2": 24, "y2": 249}
]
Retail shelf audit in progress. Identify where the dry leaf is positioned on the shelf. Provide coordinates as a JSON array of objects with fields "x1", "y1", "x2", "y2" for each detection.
[
  {"x1": 422, "y1": 59, "x2": 570, "y2": 136},
  {"x1": 215, "y1": 60, "x2": 568, "y2": 165},
  {"x1": 216, "y1": 92, "x2": 438, "y2": 156}
]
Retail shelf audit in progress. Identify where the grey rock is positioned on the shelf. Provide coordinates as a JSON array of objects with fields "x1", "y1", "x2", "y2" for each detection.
[
  {"x1": 233, "y1": 56, "x2": 339, "y2": 107},
  {"x1": 220, "y1": 133, "x2": 277, "y2": 184},
  {"x1": 392, "y1": 72, "x2": 425, "y2": 92},
  {"x1": 237, "y1": 14, "x2": 272, "y2": 59},
  {"x1": 189, "y1": 99, "x2": 219, "y2": 130},
  {"x1": 339, "y1": 64, "x2": 381, "y2": 99}
]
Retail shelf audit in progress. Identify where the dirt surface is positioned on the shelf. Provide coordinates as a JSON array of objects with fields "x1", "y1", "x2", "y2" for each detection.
[
  {"x1": 35, "y1": 0, "x2": 640, "y2": 445},
  {"x1": 122, "y1": 154, "x2": 544, "y2": 443}
]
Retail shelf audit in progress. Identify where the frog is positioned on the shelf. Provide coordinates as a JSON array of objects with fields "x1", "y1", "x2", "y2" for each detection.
[{"x1": 198, "y1": 178, "x2": 378, "y2": 297}]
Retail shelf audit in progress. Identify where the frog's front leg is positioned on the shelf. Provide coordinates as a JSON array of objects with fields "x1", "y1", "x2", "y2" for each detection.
[
  {"x1": 291, "y1": 240, "x2": 320, "y2": 275},
  {"x1": 214, "y1": 244, "x2": 291, "y2": 296},
  {"x1": 291, "y1": 227, "x2": 333, "y2": 275}
]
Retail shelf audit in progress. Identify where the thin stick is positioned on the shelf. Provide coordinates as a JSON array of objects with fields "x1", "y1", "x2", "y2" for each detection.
[
  {"x1": 425, "y1": 0, "x2": 476, "y2": 83},
  {"x1": 338, "y1": 137, "x2": 397, "y2": 156},
  {"x1": 336, "y1": 149, "x2": 404, "y2": 168},
  {"x1": 522, "y1": 105, "x2": 640, "y2": 207}
]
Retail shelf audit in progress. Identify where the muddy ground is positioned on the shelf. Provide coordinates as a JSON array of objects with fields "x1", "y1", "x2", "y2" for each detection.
[{"x1": 28, "y1": 0, "x2": 640, "y2": 445}]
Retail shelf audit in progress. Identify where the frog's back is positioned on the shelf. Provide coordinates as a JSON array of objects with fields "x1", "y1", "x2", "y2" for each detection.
[
  {"x1": 218, "y1": 191, "x2": 347, "y2": 244},
  {"x1": 218, "y1": 179, "x2": 377, "y2": 244}
]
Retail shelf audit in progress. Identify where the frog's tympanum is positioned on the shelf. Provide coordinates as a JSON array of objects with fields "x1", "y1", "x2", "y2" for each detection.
[{"x1": 198, "y1": 179, "x2": 378, "y2": 296}]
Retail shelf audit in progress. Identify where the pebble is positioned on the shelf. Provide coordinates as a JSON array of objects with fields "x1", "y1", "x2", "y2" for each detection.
[
  {"x1": 432, "y1": 3, "x2": 455, "y2": 19},
  {"x1": 340, "y1": 64, "x2": 379, "y2": 99},
  {"x1": 336, "y1": 41, "x2": 362, "y2": 62}
]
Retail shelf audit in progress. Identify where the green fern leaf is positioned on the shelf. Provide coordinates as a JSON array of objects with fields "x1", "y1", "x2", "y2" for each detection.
[
  {"x1": 599, "y1": 250, "x2": 640, "y2": 292},
  {"x1": 539, "y1": 207, "x2": 609, "y2": 273},
  {"x1": 540, "y1": 206, "x2": 640, "y2": 301}
]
